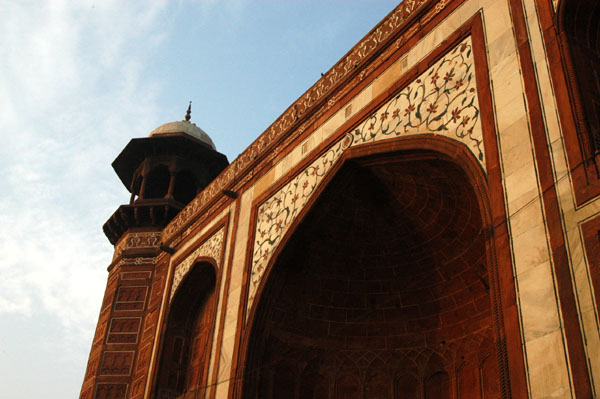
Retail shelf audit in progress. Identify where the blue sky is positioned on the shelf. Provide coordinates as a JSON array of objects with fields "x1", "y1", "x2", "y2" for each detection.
[{"x1": 0, "y1": 1, "x2": 399, "y2": 397}]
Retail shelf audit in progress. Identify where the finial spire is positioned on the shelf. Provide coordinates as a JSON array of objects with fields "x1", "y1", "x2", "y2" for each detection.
[{"x1": 185, "y1": 101, "x2": 192, "y2": 122}]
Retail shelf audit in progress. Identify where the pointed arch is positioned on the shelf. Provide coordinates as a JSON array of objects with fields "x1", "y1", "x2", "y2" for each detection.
[
  {"x1": 172, "y1": 169, "x2": 198, "y2": 206},
  {"x1": 155, "y1": 260, "x2": 218, "y2": 399},
  {"x1": 300, "y1": 358, "x2": 330, "y2": 399},
  {"x1": 238, "y1": 135, "x2": 527, "y2": 399},
  {"x1": 395, "y1": 373, "x2": 420, "y2": 398},
  {"x1": 143, "y1": 164, "x2": 171, "y2": 199},
  {"x1": 365, "y1": 358, "x2": 392, "y2": 399}
]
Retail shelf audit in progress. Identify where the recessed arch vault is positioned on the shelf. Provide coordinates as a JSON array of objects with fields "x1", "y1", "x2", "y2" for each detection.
[
  {"x1": 155, "y1": 260, "x2": 219, "y2": 399},
  {"x1": 238, "y1": 135, "x2": 522, "y2": 399}
]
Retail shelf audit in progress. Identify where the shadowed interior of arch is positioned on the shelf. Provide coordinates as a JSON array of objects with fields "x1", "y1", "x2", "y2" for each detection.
[
  {"x1": 144, "y1": 165, "x2": 171, "y2": 199},
  {"x1": 242, "y1": 152, "x2": 503, "y2": 399},
  {"x1": 560, "y1": 0, "x2": 600, "y2": 158},
  {"x1": 155, "y1": 262, "x2": 217, "y2": 399}
]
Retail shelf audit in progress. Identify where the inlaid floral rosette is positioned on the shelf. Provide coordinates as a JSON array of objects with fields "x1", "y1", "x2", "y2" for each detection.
[
  {"x1": 353, "y1": 37, "x2": 484, "y2": 166},
  {"x1": 247, "y1": 37, "x2": 485, "y2": 320}
]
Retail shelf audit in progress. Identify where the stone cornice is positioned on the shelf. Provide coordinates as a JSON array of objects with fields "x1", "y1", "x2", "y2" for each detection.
[{"x1": 162, "y1": 0, "x2": 435, "y2": 243}]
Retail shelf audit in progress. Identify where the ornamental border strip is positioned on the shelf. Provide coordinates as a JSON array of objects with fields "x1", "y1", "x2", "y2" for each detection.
[
  {"x1": 162, "y1": 0, "x2": 438, "y2": 242},
  {"x1": 113, "y1": 232, "x2": 162, "y2": 261}
]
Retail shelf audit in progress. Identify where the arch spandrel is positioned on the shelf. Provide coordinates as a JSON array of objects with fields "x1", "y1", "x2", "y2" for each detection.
[
  {"x1": 170, "y1": 227, "x2": 225, "y2": 302},
  {"x1": 352, "y1": 36, "x2": 484, "y2": 165},
  {"x1": 241, "y1": 140, "x2": 503, "y2": 398},
  {"x1": 247, "y1": 35, "x2": 486, "y2": 319}
]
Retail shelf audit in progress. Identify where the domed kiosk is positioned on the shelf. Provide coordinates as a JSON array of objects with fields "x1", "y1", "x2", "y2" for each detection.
[
  {"x1": 103, "y1": 104, "x2": 229, "y2": 245},
  {"x1": 149, "y1": 121, "x2": 216, "y2": 150}
]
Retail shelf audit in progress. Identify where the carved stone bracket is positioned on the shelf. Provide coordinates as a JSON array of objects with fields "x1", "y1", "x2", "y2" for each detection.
[{"x1": 113, "y1": 232, "x2": 162, "y2": 261}]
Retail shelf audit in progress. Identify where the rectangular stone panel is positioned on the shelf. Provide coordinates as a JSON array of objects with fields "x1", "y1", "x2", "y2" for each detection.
[
  {"x1": 106, "y1": 317, "x2": 141, "y2": 344},
  {"x1": 93, "y1": 320, "x2": 108, "y2": 345},
  {"x1": 114, "y1": 302, "x2": 145, "y2": 311},
  {"x1": 84, "y1": 354, "x2": 100, "y2": 381},
  {"x1": 94, "y1": 383, "x2": 127, "y2": 399},
  {"x1": 80, "y1": 386, "x2": 93, "y2": 399},
  {"x1": 116, "y1": 286, "x2": 148, "y2": 302},
  {"x1": 99, "y1": 351, "x2": 135, "y2": 376},
  {"x1": 114, "y1": 286, "x2": 148, "y2": 311},
  {"x1": 121, "y1": 271, "x2": 152, "y2": 280}
]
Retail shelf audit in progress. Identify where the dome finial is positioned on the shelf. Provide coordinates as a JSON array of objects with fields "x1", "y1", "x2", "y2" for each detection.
[{"x1": 185, "y1": 101, "x2": 192, "y2": 122}]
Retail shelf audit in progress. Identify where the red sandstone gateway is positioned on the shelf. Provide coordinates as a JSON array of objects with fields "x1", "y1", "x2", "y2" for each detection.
[{"x1": 80, "y1": 0, "x2": 600, "y2": 398}]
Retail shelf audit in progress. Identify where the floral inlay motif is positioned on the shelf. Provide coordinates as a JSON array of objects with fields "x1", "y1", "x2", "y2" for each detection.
[
  {"x1": 162, "y1": 0, "x2": 437, "y2": 243},
  {"x1": 170, "y1": 228, "x2": 224, "y2": 301},
  {"x1": 247, "y1": 134, "x2": 354, "y2": 314},
  {"x1": 353, "y1": 37, "x2": 484, "y2": 165},
  {"x1": 246, "y1": 37, "x2": 485, "y2": 320}
]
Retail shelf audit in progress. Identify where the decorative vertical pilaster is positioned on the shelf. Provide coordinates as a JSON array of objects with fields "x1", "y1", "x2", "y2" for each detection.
[{"x1": 80, "y1": 231, "x2": 165, "y2": 399}]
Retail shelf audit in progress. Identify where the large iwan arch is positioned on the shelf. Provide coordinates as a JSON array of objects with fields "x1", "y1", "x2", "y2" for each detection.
[
  {"x1": 239, "y1": 136, "x2": 519, "y2": 399},
  {"x1": 80, "y1": 1, "x2": 600, "y2": 398}
]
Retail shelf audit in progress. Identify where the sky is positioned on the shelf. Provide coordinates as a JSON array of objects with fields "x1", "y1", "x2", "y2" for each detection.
[{"x1": 0, "y1": 1, "x2": 400, "y2": 397}]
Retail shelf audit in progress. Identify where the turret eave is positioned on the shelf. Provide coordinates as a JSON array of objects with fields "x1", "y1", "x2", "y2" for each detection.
[{"x1": 112, "y1": 135, "x2": 229, "y2": 191}]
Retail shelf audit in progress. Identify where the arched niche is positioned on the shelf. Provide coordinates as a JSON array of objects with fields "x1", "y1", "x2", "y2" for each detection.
[
  {"x1": 395, "y1": 373, "x2": 420, "y2": 398},
  {"x1": 557, "y1": 0, "x2": 600, "y2": 164},
  {"x1": 457, "y1": 361, "x2": 479, "y2": 399},
  {"x1": 300, "y1": 360, "x2": 330, "y2": 399},
  {"x1": 425, "y1": 371, "x2": 451, "y2": 399},
  {"x1": 239, "y1": 137, "x2": 518, "y2": 399},
  {"x1": 172, "y1": 169, "x2": 198, "y2": 206},
  {"x1": 480, "y1": 354, "x2": 501, "y2": 399},
  {"x1": 364, "y1": 358, "x2": 392, "y2": 399},
  {"x1": 144, "y1": 164, "x2": 171, "y2": 199},
  {"x1": 155, "y1": 261, "x2": 217, "y2": 399},
  {"x1": 334, "y1": 358, "x2": 361, "y2": 399}
]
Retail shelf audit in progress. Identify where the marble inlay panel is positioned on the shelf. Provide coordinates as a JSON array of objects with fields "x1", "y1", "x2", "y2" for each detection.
[
  {"x1": 170, "y1": 228, "x2": 224, "y2": 301},
  {"x1": 352, "y1": 37, "x2": 484, "y2": 167},
  {"x1": 247, "y1": 37, "x2": 485, "y2": 319}
]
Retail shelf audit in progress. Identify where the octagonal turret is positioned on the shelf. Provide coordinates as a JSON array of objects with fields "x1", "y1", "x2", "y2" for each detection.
[{"x1": 103, "y1": 104, "x2": 229, "y2": 245}]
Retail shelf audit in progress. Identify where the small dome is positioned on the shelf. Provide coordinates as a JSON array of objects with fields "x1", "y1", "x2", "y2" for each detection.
[{"x1": 149, "y1": 120, "x2": 216, "y2": 150}]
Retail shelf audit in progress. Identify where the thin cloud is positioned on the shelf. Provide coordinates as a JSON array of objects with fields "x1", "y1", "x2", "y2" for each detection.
[
  {"x1": 0, "y1": 1, "x2": 168, "y2": 341},
  {"x1": 0, "y1": 4, "x2": 171, "y2": 397}
]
